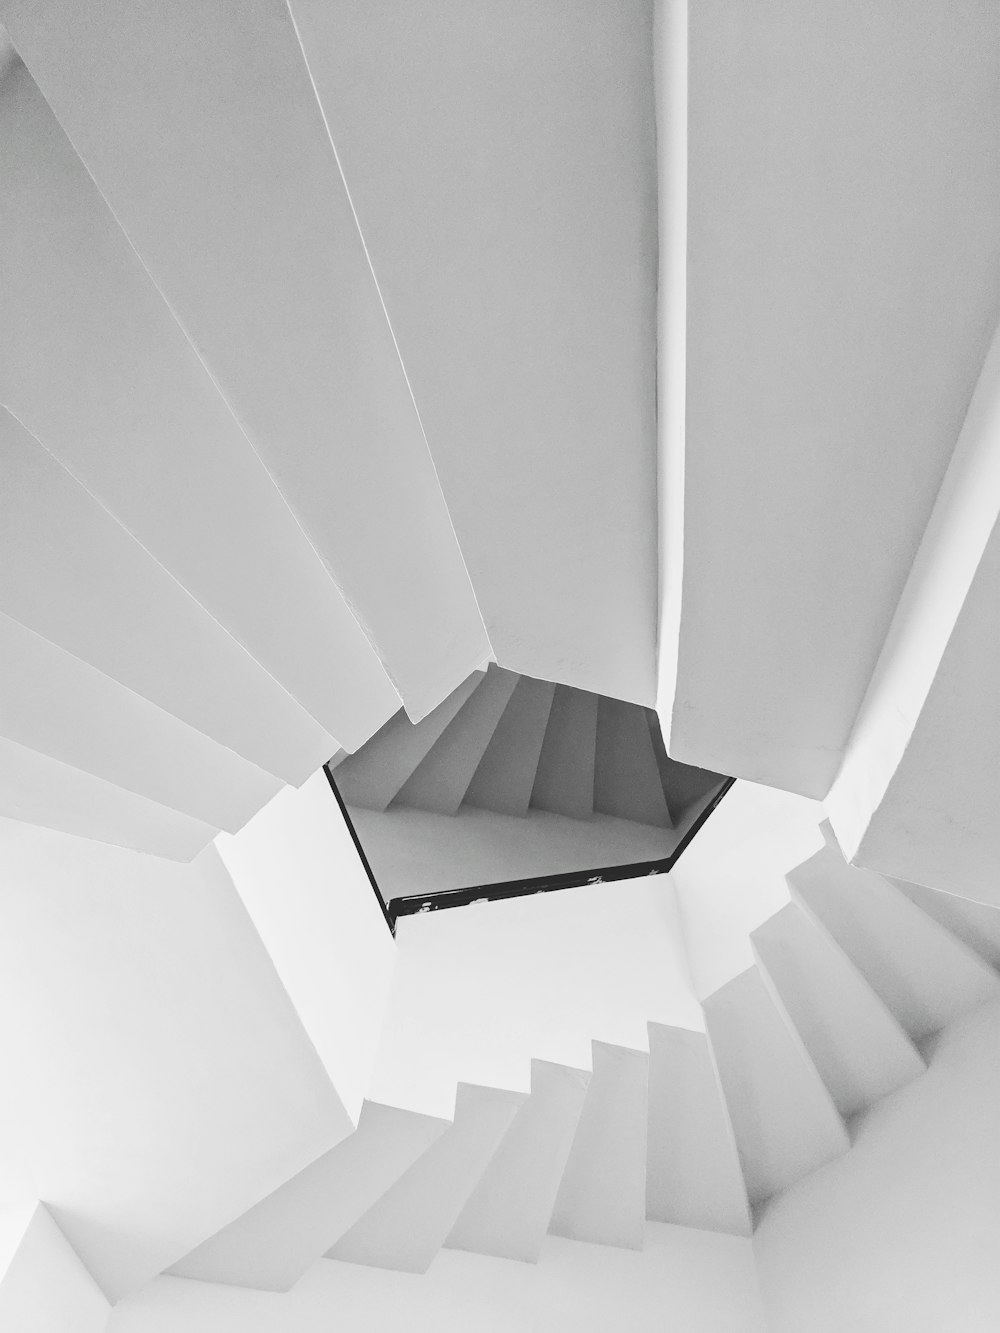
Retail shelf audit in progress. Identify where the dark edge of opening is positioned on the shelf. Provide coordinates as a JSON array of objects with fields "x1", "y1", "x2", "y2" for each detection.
[
  {"x1": 323, "y1": 764, "x2": 397, "y2": 936},
  {"x1": 325, "y1": 766, "x2": 734, "y2": 931}
]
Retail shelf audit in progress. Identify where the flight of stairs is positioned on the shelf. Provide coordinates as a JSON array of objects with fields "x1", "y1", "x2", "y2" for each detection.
[
  {"x1": 164, "y1": 841, "x2": 1000, "y2": 1294},
  {"x1": 331, "y1": 665, "x2": 728, "y2": 905}
]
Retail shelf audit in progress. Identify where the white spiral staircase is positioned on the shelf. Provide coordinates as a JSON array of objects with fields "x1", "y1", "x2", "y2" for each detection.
[{"x1": 0, "y1": 3, "x2": 998, "y2": 1329}]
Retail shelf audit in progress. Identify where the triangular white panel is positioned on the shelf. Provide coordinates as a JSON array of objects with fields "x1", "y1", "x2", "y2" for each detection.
[{"x1": 891, "y1": 878, "x2": 1000, "y2": 971}]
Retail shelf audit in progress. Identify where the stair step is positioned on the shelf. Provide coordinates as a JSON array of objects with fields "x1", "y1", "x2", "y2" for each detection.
[
  {"x1": 335, "y1": 672, "x2": 484, "y2": 811},
  {"x1": 0, "y1": 52, "x2": 400, "y2": 756},
  {"x1": 704, "y1": 966, "x2": 849, "y2": 1205},
  {"x1": 891, "y1": 878, "x2": 1000, "y2": 971},
  {"x1": 646, "y1": 1024, "x2": 751, "y2": 1236},
  {"x1": 0, "y1": 612, "x2": 280, "y2": 835},
  {"x1": 791, "y1": 847, "x2": 1000, "y2": 1041},
  {"x1": 4, "y1": 0, "x2": 492, "y2": 724},
  {"x1": 646, "y1": 715, "x2": 724, "y2": 825},
  {"x1": 548, "y1": 1042, "x2": 648, "y2": 1250},
  {"x1": 530, "y1": 686, "x2": 599, "y2": 819},
  {"x1": 464, "y1": 676, "x2": 556, "y2": 817},
  {"x1": 0, "y1": 733, "x2": 215, "y2": 861},
  {"x1": 327, "y1": 1085, "x2": 524, "y2": 1273},
  {"x1": 593, "y1": 697, "x2": 673, "y2": 828},
  {"x1": 0, "y1": 408, "x2": 331, "y2": 785},
  {"x1": 445, "y1": 1060, "x2": 590, "y2": 1263},
  {"x1": 168, "y1": 1102, "x2": 448, "y2": 1291},
  {"x1": 394, "y1": 667, "x2": 520, "y2": 815},
  {"x1": 752, "y1": 902, "x2": 925, "y2": 1118}
]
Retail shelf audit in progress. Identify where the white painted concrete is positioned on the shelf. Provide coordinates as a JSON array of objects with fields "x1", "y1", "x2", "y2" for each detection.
[
  {"x1": 215, "y1": 770, "x2": 397, "y2": 1125},
  {"x1": 549, "y1": 1043, "x2": 648, "y2": 1250},
  {"x1": 0, "y1": 733, "x2": 216, "y2": 862},
  {"x1": 328, "y1": 1085, "x2": 524, "y2": 1274},
  {"x1": 892, "y1": 880, "x2": 1000, "y2": 970},
  {"x1": 0, "y1": 407, "x2": 330, "y2": 786},
  {"x1": 704, "y1": 967, "x2": 849, "y2": 1205},
  {"x1": 446, "y1": 1060, "x2": 590, "y2": 1264},
  {"x1": 369, "y1": 877, "x2": 702, "y2": 1120},
  {"x1": 291, "y1": 0, "x2": 659, "y2": 707},
  {"x1": 671, "y1": 780, "x2": 825, "y2": 999},
  {"x1": 646, "y1": 1023, "x2": 751, "y2": 1237},
  {"x1": 109, "y1": 1223, "x2": 766, "y2": 1333},
  {"x1": 3, "y1": 0, "x2": 490, "y2": 722},
  {"x1": 530, "y1": 686, "x2": 598, "y2": 820},
  {"x1": 829, "y1": 322, "x2": 1000, "y2": 869},
  {"x1": 752, "y1": 902, "x2": 925, "y2": 1117},
  {"x1": 0, "y1": 51, "x2": 398, "y2": 754},
  {"x1": 334, "y1": 673, "x2": 483, "y2": 812},
  {"x1": 790, "y1": 844, "x2": 999, "y2": 1041},
  {"x1": 464, "y1": 677, "x2": 555, "y2": 818},
  {"x1": 850, "y1": 516, "x2": 1000, "y2": 907},
  {"x1": 593, "y1": 697, "x2": 673, "y2": 829},
  {"x1": 654, "y1": 0, "x2": 689, "y2": 731},
  {"x1": 395, "y1": 668, "x2": 519, "y2": 815},
  {"x1": 0, "y1": 1203, "x2": 109, "y2": 1333},
  {"x1": 169, "y1": 1102, "x2": 447, "y2": 1293},
  {"x1": 0, "y1": 817, "x2": 348, "y2": 1301},
  {"x1": 755, "y1": 997, "x2": 1000, "y2": 1333},
  {"x1": 0, "y1": 610, "x2": 280, "y2": 834},
  {"x1": 672, "y1": 0, "x2": 1000, "y2": 796}
]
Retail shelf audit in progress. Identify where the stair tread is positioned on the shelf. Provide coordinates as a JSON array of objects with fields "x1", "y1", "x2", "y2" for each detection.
[
  {"x1": 704, "y1": 966, "x2": 849, "y2": 1205},
  {"x1": 327, "y1": 1084, "x2": 525, "y2": 1273},
  {"x1": 791, "y1": 847, "x2": 1000, "y2": 1041},
  {"x1": 548, "y1": 1042, "x2": 648, "y2": 1250},
  {"x1": 752, "y1": 901, "x2": 925, "y2": 1118},
  {"x1": 464, "y1": 676, "x2": 556, "y2": 817},
  {"x1": 335, "y1": 672, "x2": 484, "y2": 811},
  {"x1": 446, "y1": 1060, "x2": 589, "y2": 1263},
  {"x1": 890, "y1": 877, "x2": 1000, "y2": 971},
  {"x1": 394, "y1": 666, "x2": 520, "y2": 815},
  {"x1": 593, "y1": 697, "x2": 673, "y2": 829},
  {"x1": 646, "y1": 1024, "x2": 751, "y2": 1236},
  {"x1": 168, "y1": 1102, "x2": 448, "y2": 1291},
  {"x1": 530, "y1": 686, "x2": 599, "y2": 820}
]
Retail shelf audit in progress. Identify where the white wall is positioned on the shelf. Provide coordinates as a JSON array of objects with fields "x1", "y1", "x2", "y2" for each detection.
[
  {"x1": 0, "y1": 1203, "x2": 109, "y2": 1333},
  {"x1": 369, "y1": 877, "x2": 703, "y2": 1119},
  {"x1": 671, "y1": 781, "x2": 825, "y2": 998},
  {"x1": 754, "y1": 995, "x2": 1000, "y2": 1332},
  {"x1": 216, "y1": 770, "x2": 397, "y2": 1123},
  {"x1": 109, "y1": 1222, "x2": 765, "y2": 1333},
  {"x1": 0, "y1": 816, "x2": 348, "y2": 1302}
]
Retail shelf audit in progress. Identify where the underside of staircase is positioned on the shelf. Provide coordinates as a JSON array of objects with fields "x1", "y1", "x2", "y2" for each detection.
[
  {"x1": 0, "y1": 2, "x2": 997, "y2": 1330},
  {"x1": 332, "y1": 665, "x2": 729, "y2": 912}
]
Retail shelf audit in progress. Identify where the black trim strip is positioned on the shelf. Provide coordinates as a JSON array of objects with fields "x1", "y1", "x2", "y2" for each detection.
[
  {"x1": 323, "y1": 764, "x2": 397, "y2": 936},
  {"x1": 324, "y1": 766, "x2": 734, "y2": 931}
]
